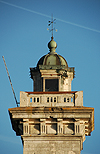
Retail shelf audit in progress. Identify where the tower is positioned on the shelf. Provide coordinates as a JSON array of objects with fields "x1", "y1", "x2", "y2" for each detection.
[{"x1": 8, "y1": 34, "x2": 94, "y2": 154}]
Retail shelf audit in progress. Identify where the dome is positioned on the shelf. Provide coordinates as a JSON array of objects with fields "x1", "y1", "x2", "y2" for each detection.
[{"x1": 37, "y1": 54, "x2": 68, "y2": 67}]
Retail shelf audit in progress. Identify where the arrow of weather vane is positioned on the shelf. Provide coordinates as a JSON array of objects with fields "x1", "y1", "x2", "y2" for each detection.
[{"x1": 47, "y1": 15, "x2": 57, "y2": 38}]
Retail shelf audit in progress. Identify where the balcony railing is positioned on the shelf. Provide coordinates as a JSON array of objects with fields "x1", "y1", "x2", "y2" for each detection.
[{"x1": 20, "y1": 91, "x2": 83, "y2": 107}]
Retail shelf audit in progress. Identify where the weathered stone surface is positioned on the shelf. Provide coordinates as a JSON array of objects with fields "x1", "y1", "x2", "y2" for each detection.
[
  {"x1": 9, "y1": 106, "x2": 94, "y2": 153},
  {"x1": 8, "y1": 37, "x2": 94, "y2": 154},
  {"x1": 22, "y1": 136, "x2": 81, "y2": 154}
]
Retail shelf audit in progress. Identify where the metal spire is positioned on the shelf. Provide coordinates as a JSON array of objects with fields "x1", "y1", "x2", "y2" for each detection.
[
  {"x1": 2, "y1": 56, "x2": 19, "y2": 107},
  {"x1": 47, "y1": 14, "x2": 57, "y2": 40}
]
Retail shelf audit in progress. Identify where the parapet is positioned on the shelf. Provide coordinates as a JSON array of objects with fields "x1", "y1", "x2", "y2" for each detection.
[{"x1": 20, "y1": 91, "x2": 83, "y2": 107}]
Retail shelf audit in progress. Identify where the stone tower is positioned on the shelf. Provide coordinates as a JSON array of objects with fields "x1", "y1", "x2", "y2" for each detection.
[{"x1": 9, "y1": 36, "x2": 94, "y2": 154}]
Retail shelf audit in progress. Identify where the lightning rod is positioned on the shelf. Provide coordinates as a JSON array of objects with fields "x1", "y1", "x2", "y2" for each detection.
[{"x1": 2, "y1": 56, "x2": 19, "y2": 107}]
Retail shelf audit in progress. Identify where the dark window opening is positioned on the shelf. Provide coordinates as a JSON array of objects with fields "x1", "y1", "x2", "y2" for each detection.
[
  {"x1": 37, "y1": 98, "x2": 39, "y2": 102},
  {"x1": 34, "y1": 98, "x2": 36, "y2": 102},
  {"x1": 51, "y1": 97, "x2": 53, "y2": 102},
  {"x1": 64, "y1": 98, "x2": 66, "y2": 102},
  {"x1": 45, "y1": 79, "x2": 59, "y2": 91},
  {"x1": 54, "y1": 97, "x2": 56, "y2": 102},
  {"x1": 67, "y1": 98, "x2": 69, "y2": 102},
  {"x1": 47, "y1": 97, "x2": 49, "y2": 102}
]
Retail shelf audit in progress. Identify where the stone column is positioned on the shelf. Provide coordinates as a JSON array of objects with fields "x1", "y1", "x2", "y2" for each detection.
[
  {"x1": 57, "y1": 119, "x2": 63, "y2": 134},
  {"x1": 23, "y1": 119, "x2": 29, "y2": 135},
  {"x1": 40, "y1": 119, "x2": 46, "y2": 135},
  {"x1": 74, "y1": 120, "x2": 80, "y2": 134}
]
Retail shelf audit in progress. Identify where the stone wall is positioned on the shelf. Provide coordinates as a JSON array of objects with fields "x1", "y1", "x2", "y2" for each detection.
[{"x1": 23, "y1": 136, "x2": 82, "y2": 154}]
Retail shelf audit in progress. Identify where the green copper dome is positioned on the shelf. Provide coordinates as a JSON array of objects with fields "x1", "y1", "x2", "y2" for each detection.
[{"x1": 37, "y1": 37, "x2": 68, "y2": 68}]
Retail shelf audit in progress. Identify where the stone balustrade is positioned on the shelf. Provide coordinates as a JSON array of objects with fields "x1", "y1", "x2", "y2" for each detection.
[{"x1": 20, "y1": 91, "x2": 83, "y2": 107}]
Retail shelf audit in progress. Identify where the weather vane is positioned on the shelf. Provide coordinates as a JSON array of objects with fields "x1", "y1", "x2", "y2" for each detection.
[{"x1": 47, "y1": 14, "x2": 57, "y2": 40}]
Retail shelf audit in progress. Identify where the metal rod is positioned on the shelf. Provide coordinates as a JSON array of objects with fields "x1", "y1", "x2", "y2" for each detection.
[
  {"x1": 2, "y1": 56, "x2": 19, "y2": 107},
  {"x1": 52, "y1": 14, "x2": 53, "y2": 38}
]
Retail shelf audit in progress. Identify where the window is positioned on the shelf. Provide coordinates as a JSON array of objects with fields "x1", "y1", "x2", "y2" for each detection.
[
  {"x1": 54, "y1": 97, "x2": 56, "y2": 102},
  {"x1": 47, "y1": 97, "x2": 49, "y2": 102},
  {"x1": 30, "y1": 98, "x2": 32, "y2": 102},
  {"x1": 37, "y1": 98, "x2": 39, "y2": 102},
  {"x1": 34, "y1": 97, "x2": 36, "y2": 102},
  {"x1": 51, "y1": 97, "x2": 53, "y2": 102},
  {"x1": 67, "y1": 98, "x2": 69, "y2": 102},
  {"x1": 64, "y1": 98, "x2": 66, "y2": 102},
  {"x1": 45, "y1": 79, "x2": 59, "y2": 91}
]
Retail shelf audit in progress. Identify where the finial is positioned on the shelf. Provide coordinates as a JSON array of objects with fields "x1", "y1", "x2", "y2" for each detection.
[{"x1": 47, "y1": 14, "x2": 57, "y2": 39}]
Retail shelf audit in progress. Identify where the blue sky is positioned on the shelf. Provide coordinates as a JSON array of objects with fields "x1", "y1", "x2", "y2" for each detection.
[{"x1": 0, "y1": 0, "x2": 100, "y2": 153}]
